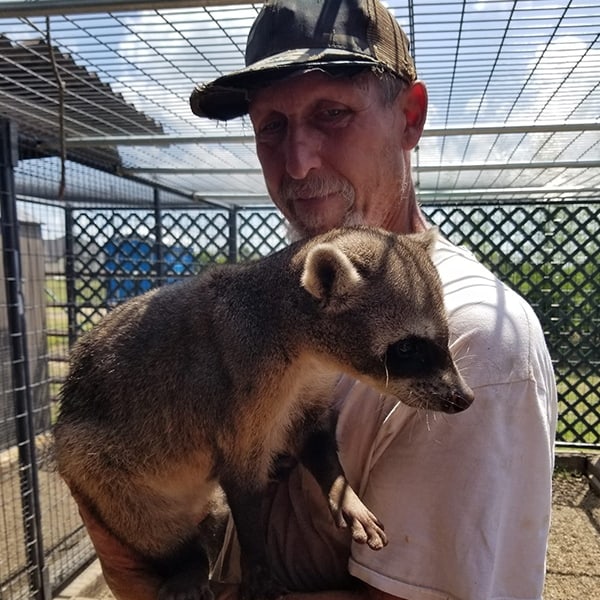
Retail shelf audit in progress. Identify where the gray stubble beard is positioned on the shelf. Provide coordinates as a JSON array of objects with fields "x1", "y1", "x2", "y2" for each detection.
[{"x1": 280, "y1": 174, "x2": 361, "y2": 241}]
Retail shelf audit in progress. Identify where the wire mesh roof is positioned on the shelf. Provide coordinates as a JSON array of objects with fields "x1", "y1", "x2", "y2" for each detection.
[{"x1": 0, "y1": 0, "x2": 599, "y2": 207}]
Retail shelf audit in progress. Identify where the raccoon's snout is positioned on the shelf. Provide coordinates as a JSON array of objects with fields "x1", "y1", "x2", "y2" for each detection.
[{"x1": 440, "y1": 384, "x2": 475, "y2": 414}]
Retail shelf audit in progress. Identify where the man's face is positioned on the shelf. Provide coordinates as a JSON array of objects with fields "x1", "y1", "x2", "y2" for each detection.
[{"x1": 249, "y1": 71, "x2": 423, "y2": 238}]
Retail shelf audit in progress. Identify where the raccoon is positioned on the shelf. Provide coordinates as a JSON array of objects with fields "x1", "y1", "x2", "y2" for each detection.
[{"x1": 54, "y1": 226, "x2": 473, "y2": 600}]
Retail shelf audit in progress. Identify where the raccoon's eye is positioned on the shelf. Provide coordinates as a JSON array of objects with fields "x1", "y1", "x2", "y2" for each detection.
[
  {"x1": 384, "y1": 336, "x2": 433, "y2": 377},
  {"x1": 390, "y1": 338, "x2": 420, "y2": 359}
]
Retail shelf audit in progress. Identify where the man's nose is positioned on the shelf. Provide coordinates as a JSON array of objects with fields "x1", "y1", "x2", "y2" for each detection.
[{"x1": 284, "y1": 125, "x2": 322, "y2": 180}]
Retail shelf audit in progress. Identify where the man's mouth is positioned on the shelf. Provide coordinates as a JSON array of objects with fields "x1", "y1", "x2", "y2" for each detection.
[
  {"x1": 295, "y1": 192, "x2": 337, "y2": 203},
  {"x1": 280, "y1": 174, "x2": 355, "y2": 208}
]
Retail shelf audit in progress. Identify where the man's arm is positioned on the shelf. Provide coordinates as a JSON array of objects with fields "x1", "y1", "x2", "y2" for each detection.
[
  {"x1": 72, "y1": 490, "x2": 162, "y2": 600},
  {"x1": 75, "y1": 489, "x2": 408, "y2": 600}
]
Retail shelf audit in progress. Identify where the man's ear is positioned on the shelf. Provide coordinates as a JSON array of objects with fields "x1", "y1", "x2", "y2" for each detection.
[
  {"x1": 301, "y1": 243, "x2": 362, "y2": 308},
  {"x1": 399, "y1": 81, "x2": 428, "y2": 150}
]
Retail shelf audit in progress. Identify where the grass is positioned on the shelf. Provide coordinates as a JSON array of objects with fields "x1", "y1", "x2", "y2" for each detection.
[
  {"x1": 44, "y1": 276, "x2": 110, "y2": 407},
  {"x1": 45, "y1": 275, "x2": 67, "y2": 304},
  {"x1": 44, "y1": 277, "x2": 69, "y2": 406}
]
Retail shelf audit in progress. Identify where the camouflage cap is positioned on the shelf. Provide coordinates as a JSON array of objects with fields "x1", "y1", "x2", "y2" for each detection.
[{"x1": 190, "y1": 0, "x2": 417, "y2": 120}]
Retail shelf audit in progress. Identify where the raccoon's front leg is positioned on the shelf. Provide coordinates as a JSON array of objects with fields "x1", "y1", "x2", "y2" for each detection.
[
  {"x1": 299, "y1": 421, "x2": 388, "y2": 551},
  {"x1": 221, "y1": 479, "x2": 286, "y2": 600}
]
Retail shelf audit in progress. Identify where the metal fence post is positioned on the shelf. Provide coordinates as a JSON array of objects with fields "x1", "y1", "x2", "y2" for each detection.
[
  {"x1": 154, "y1": 186, "x2": 165, "y2": 285},
  {"x1": 228, "y1": 206, "x2": 238, "y2": 263},
  {"x1": 0, "y1": 118, "x2": 51, "y2": 600},
  {"x1": 64, "y1": 204, "x2": 78, "y2": 346}
]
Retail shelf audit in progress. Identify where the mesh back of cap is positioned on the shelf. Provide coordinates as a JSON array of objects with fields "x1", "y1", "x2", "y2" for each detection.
[{"x1": 365, "y1": 0, "x2": 416, "y2": 81}]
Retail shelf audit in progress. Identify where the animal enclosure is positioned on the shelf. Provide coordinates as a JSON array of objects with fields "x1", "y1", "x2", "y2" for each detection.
[
  {"x1": 1, "y1": 0, "x2": 599, "y2": 598},
  {"x1": 2, "y1": 134, "x2": 598, "y2": 598}
]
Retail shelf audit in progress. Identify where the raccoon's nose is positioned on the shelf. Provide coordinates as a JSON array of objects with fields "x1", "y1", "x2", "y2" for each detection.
[{"x1": 442, "y1": 386, "x2": 475, "y2": 414}]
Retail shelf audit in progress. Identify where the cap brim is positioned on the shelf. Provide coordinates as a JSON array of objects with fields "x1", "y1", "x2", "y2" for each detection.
[{"x1": 190, "y1": 48, "x2": 381, "y2": 121}]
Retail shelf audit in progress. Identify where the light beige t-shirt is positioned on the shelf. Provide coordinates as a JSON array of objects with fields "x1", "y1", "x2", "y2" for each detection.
[{"x1": 213, "y1": 237, "x2": 557, "y2": 600}]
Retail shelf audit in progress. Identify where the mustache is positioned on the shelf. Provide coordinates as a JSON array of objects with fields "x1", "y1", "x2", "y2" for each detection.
[{"x1": 279, "y1": 174, "x2": 355, "y2": 204}]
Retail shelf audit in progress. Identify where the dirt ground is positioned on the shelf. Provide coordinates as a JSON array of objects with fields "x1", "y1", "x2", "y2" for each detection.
[
  {"x1": 544, "y1": 469, "x2": 600, "y2": 600},
  {"x1": 56, "y1": 468, "x2": 600, "y2": 600}
]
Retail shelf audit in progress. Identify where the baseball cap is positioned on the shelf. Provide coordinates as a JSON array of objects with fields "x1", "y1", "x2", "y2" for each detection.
[{"x1": 189, "y1": 0, "x2": 417, "y2": 120}]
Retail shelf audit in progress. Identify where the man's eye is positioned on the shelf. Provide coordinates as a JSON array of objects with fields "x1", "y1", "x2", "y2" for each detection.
[
  {"x1": 258, "y1": 118, "x2": 285, "y2": 136},
  {"x1": 317, "y1": 107, "x2": 350, "y2": 122}
]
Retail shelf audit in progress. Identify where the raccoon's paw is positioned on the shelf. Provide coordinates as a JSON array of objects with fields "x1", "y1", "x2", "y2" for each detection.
[
  {"x1": 329, "y1": 479, "x2": 388, "y2": 551},
  {"x1": 241, "y1": 564, "x2": 287, "y2": 600},
  {"x1": 158, "y1": 572, "x2": 214, "y2": 600},
  {"x1": 346, "y1": 506, "x2": 388, "y2": 551}
]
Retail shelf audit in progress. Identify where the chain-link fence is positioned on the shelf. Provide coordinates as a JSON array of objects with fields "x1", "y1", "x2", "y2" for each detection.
[{"x1": 1, "y1": 130, "x2": 599, "y2": 597}]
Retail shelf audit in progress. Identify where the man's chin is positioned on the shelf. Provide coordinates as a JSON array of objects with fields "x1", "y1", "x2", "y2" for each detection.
[
  {"x1": 289, "y1": 206, "x2": 358, "y2": 240},
  {"x1": 287, "y1": 222, "x2": 322, "y2": 242},
  {"x1": 288, "y1": 218, "x2": 340, "y2": 240},
  {"x1": 301, "y1": 215, "x2": 368, "y2": 240}
]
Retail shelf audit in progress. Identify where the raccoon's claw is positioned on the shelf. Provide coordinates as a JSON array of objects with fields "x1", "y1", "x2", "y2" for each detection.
[
  {"x1": 342, "y1": 506, "x2": 387, "y2": 550},
  {"x1": 363, "y1": 517, "x2": 388, "y2": 551}
]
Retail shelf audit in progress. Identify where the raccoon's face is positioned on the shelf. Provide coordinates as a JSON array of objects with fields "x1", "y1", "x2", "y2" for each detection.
[
  {"x1": 375, "y1": 335, "x2": 473, "y2": 413},
  {"x1": 328, "y1": 299, "x2": 473, "y2": 414},
  {"x1": 299, "y1": 227, "x2": 474, "y2": 414}
]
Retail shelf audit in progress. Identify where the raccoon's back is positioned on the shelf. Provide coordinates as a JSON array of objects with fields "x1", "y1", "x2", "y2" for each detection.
[{"x1": 56, "y1": 278, "x2": 223, "y2": 452}]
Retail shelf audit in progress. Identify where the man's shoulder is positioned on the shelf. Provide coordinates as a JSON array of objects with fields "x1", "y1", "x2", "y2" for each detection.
[
  {"x1": 433, "y1": 236, "x2": 548, "y2": 387},
  {"x1": 433, "y1": 235, "x2": 533, "y2": 318},
  {"x1": 433, "y1": 235, "x2": 503, "y2": 291}
]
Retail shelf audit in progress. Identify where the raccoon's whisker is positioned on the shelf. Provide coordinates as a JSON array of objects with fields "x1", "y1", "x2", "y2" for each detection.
[
  {"x1": 454, "y1": 352, "x2": 475, "y2": 364},
  {"x1": 383, "y1": 355, "x2": 390, "y2": 389},
  {"x1": 453, "y1": 351, "x2": 475, "y2": 377}
]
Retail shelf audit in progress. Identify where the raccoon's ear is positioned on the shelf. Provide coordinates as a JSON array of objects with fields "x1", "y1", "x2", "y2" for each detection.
[
  {"x1": 407, "y1": 227, "x2": 438, "y2": 256},
  {"x1": 301, "y1": 243, "x2": 362, "y2": 307}
]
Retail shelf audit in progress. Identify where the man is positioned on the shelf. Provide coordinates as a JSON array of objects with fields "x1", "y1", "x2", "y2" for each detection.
[{"x1": 74, "y1": 1, "x2": 557, "y2": 598}]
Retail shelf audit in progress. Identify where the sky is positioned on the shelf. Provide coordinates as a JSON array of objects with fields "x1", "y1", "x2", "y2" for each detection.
[{"x1": 2, "y1": 0, "x2": 599, "y2": 218}]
